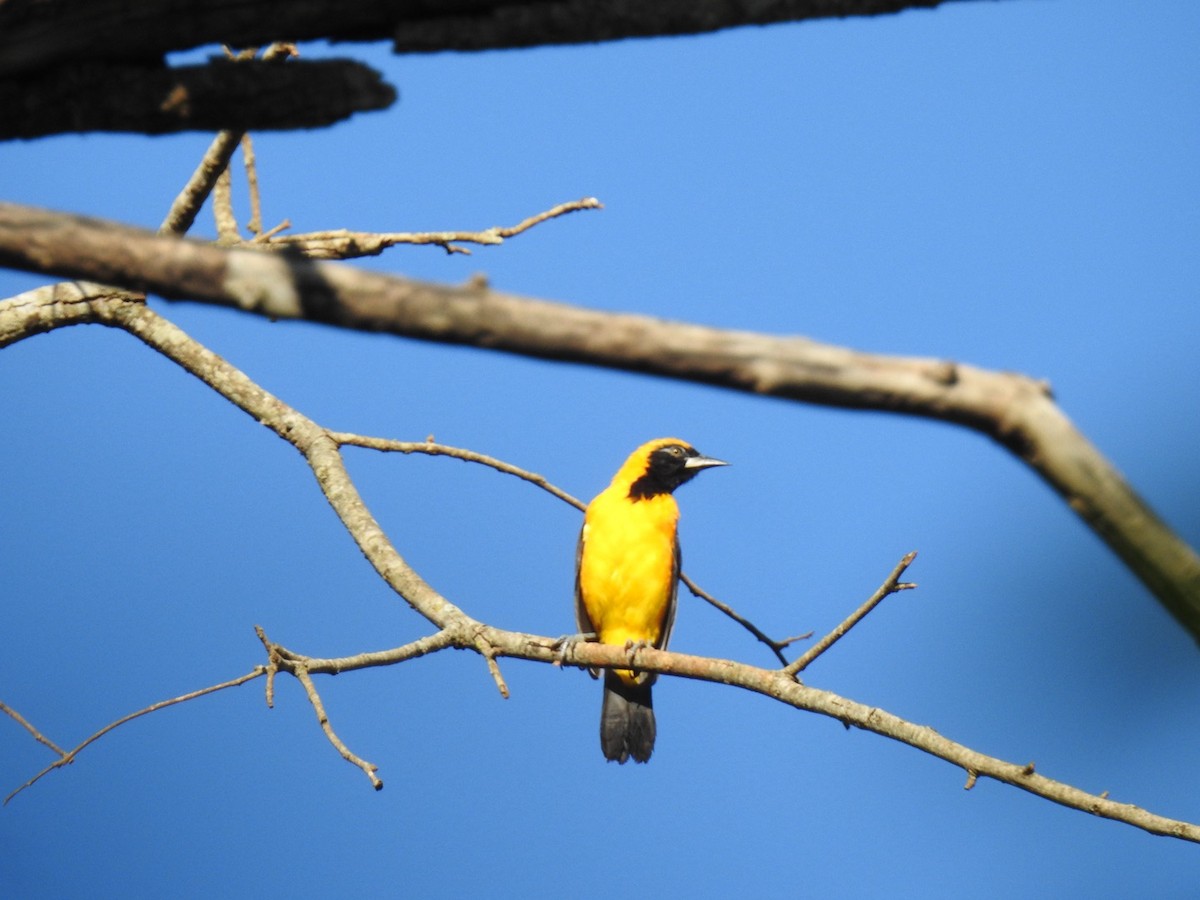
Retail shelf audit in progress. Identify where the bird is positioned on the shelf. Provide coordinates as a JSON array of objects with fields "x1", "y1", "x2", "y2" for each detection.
[{"x1": 574, "y1": 437, "x2": 727, "y2": 763}]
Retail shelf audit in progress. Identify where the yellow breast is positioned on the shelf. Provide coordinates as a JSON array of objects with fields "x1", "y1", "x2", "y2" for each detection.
[{"x1": 578, "y1": 486, "x2": 678, "y2": 649}]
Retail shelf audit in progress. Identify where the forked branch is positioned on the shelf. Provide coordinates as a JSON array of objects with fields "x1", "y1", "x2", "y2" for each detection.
[
  {"x1": 3, "y1": 670, "x2": 266, "y2": 804},
  {"x1": 2, "y1": 290, "x2": 1198, "y2": 843},
  {"x1": 785, "y1": 551, "x2": 918, "y2": 676},
  {"x1": 8, "y1": 596, "x2": 1199, "y2": 842},
  {"x1": 0, "y1": 201, "x2": 1195, "y2": 640},
  {"x1": 328, "y1": 432, "x2": 794, "y2": 653}
]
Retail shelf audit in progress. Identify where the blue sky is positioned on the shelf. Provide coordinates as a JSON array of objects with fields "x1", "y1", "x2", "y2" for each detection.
[{"x1": 3, "y1": 1, "x2": 1200, "y2": 896}]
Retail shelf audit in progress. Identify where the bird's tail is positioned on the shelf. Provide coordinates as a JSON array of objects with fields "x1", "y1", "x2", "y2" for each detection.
[{"x1": 600, "y1": 672, "x2": 656, "y2": 764}]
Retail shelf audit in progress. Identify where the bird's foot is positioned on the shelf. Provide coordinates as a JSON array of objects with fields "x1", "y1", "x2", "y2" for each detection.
[
  {"x1": 551, "y1": 632, "x2": 596, "y2": 667},
  {"x1": 623, "y1": 638, "x2": 652, "y2": 664}
]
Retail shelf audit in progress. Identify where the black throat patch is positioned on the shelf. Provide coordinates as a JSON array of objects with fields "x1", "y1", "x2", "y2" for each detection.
[{"x1": 627, "y1": 444, "x2": 698, "y2": 501}]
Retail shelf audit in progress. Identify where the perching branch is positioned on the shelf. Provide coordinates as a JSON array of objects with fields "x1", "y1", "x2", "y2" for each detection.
[
  {"x1": 328, "y1": 432, "x2": 789, "y2": 651},
  {"x1": 0, "y1": 201, "x2": 1196, "y2": 640},
  {"x1": 2, "y1": 289, "x2": 1198, "y2": 844},
  {"x1": 9, "y1": 566, "x2": 1200, "y2": 842}
]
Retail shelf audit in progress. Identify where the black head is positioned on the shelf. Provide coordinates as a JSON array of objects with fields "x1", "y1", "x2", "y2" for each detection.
[{"x1": 627, "y1": 442, "x2": 728, "y2": 500}]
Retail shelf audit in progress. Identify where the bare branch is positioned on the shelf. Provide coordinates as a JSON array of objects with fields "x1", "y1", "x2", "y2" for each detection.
[
  {"x1": 331, "y1": 433, "x2": 794, "y2": 655},
  {"x1": 258, "y1": 621, "x2": 383, "y2": 788},
  {"x1": 213, "y1": 167, "x2": 240, "y2": 242},
  {"x1": 541, "y1": 635, "x2": 1200, "y2": 843},
  {"x1": 476, "y1": 637, "x2": 511, "y2": 699},
  {"x1": 680, "y1": 574, "x2": 802, "y2": 666},
  {"x1": 292, "y1": 663, "x2": 382, "y2": 790},
  {"x1": 332, "y1": 433, "x2": 587, "y2": 510},
  {"x1": 242, "y1": 134, "x2": 263, "y2": 237},
  {"x1": 255, "y1": 197, "x2": 602, "y2": 260},
  {"x1": 160, "y1": 131, "x2": 245, "y2": 236},
  {"x1": 23, "y1": 613, "x2": 1196, "y2": 841},
  {"x1": 4, "y1": 669, "x2": 265, "y2": 805},
  {"x1": 157, "y1": 43, "x2": 296, "y2": 236},
  {"x1": 0, "y1": 701, "x2": 66, "y2": 756},
  {"x1": 3, "y1": 290, "x2": 1194, "y2": 841},
  {"x1": 1, "y1": 202, "x2": 1193, "y2": 639},
  {"x1": 262, "y1": 626, "x2": 459, "y2": 677},
  {"x1": 784, "y1": 551, "x2": 918, "y2": 677}
]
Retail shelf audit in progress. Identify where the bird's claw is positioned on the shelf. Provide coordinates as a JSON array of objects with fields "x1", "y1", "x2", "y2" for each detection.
[
  {"x1": 623, "y1": 639, "x2": 651, "y2": 663},
  {"x1": 552, "y1": 632, "x2": 596, "y2": 666}
]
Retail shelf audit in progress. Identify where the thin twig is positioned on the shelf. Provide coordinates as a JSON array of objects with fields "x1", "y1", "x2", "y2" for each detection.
[
  {"x1": 680, "y1": 574, "x2": 807, "y2": 666},
  {"x1": 473, "y1": 636, "x2": 510, "y2": 698},
  {"x1": 292, "y1": 664, "x2": 383, "y2": 790},
  {"x1": 331, "y1": 433, "x2": 801, "y2": 659},
  {"x1": 245, "y1": 626, "x2": 456, "y2": 788},
  {"x1": 256, "y1": 219, "x2": 290, "y2": 241},
  {"x1": 242, "y1": 134, "x2": 262, "y2": 236},
  {"x1": 159, "y1": 130, "x2": 244, "y2": 236},
  {"x1": 256, "y1": 197, "x2": 602, "y2": 260},
  {"x1": 255, "y1": 623, "x2": 280, "y2": 708},
  {"x1": 492, "y1": 197, "x2": 604, "y2": 237},
  {"x1": 784, "y1": 551, "x2": 918, "y2": 677},
  {"x1": 483, "y1": 653, "x2": 510, "y2": 698},
  {"x1": 159, "y1": 43, "x2": 294, "y2": 239},
  {"x1": 271, "y1": 629, "x2": 459, "y2": 675},
  {"x1": 331, "y1": 433, "x2": 586, "y2": 510},
  {"x1": 0, "y1": 701, "x2": 66, "y2": 756},
  {"x1": 213, "y1": 166, "x2": 240, "y2": 242},
  {"x1": 4, "y1": 669, "x2": 266, "y2": 804}
]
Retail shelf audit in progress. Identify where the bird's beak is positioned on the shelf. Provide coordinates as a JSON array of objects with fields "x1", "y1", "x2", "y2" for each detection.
[{"x1": 683, "y1": 455, "x2": 729, "y2": 471}]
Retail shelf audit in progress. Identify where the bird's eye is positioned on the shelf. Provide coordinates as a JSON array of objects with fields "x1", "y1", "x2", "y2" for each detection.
[{"x1": 668, "y1": 445, "x2": 684, "y2": 456}]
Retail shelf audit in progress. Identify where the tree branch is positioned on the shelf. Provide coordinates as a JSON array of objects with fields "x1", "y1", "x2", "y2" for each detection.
[
  {"x1": 0, "y1": 701, "x2": 67, "y2": 756},
  {"x1": 13, "y1": 611, "x2": 1200, "y2": 842},
  {"x1": 0, "y1": 59, "x2": 395, "y2": 140},
  {"x1": 160, "y1": 130, "x2": 245, "y2": 235},
  {"x1": 249, "y1": 197, "x2": 603, "y2": 259},
  {"x1": 679, "y1": 574, "x2": 806, "y2": 665},
  {"x1": 1, "y1": 202, "x2": 1196, "y2": 640},
  {"x1": 0, "y1": 1, "x2": 981, "y2": 81},
  {"x1": 3, "y1": 669, "x2": 266, "y2": 805},
  {"x1": 291, "y1": 662, "x2": 382, "y2": 790},
  {"x1": 158, "y1": 44, "x2": 297, "y2": 235},
  {"x1": 785, "y1": 551, "x2": 917, "y2": 676},
  {"x1": 329, "y1": 432, "x2": 788, "y2": 653},
  {"x1": 3, "y1": 289, "x2": 1195, "y2": 843}
]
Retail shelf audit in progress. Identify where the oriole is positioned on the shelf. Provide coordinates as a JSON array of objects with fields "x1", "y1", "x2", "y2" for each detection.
[{"x1": 574, "y1": 438, "x2": 727, "y2": 763}]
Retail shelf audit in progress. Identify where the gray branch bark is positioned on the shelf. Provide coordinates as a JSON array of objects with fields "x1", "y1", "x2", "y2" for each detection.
[
  {"x1": 3, "y1": 286, "x2": 1196, "y2": 842},
  {"x1": 2, "y1": 202, "x2": 1197, "y2": 638}
]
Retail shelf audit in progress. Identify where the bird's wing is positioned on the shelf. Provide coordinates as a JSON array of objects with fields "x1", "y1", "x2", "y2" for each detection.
[
  {"x1": 657, "y1": 536, "x2": 680, "y2": 652},
  {"x1": 573, "y1": 523, "x2": 600, "y2": 679}
]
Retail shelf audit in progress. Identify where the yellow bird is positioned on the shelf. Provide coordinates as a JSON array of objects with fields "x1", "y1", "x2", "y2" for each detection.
[{"x1": 575, "y1": 438, "x2": 727, "y2": 763}]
